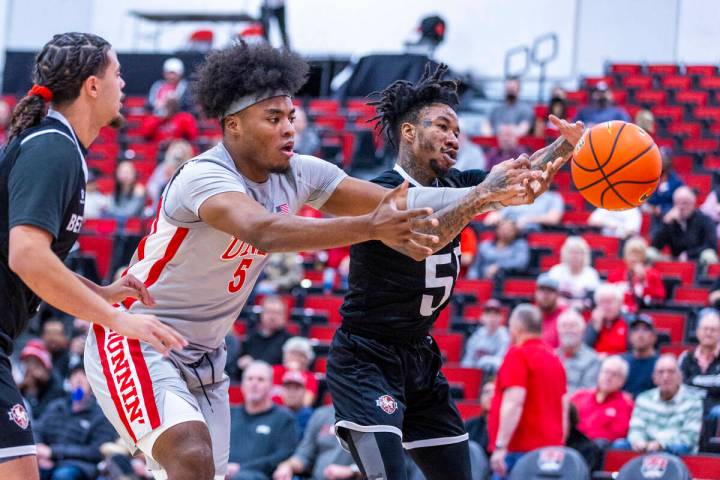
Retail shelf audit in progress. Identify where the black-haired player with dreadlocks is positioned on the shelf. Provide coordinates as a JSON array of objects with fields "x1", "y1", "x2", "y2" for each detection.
[{"x1": 325, "y1": 64, "x2": 584, "y2": 480}]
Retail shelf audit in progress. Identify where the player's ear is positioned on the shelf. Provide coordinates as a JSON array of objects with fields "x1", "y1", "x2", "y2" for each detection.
[
  {"x1": 223, "y1": 113, "x2": 242, "y2": 135},
  {"x1": 400, "y1": 121, "x2": 416, "y2": 145},
  {"x1": 83, "y1": 75, "x2": 100, "y2": 99}
]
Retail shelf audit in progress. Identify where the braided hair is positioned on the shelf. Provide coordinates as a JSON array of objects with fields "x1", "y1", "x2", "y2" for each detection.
[
  {"x1": 8, "y1": 32, "x2": 111, "y2": 142},
  {"x1": 368, "y1": 63, "x2": 459, "y2": 150}
]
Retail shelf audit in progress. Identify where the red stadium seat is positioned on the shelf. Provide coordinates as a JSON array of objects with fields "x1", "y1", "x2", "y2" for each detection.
[
  {"x1": 644, "y1": 311, "x2": 687, "y2": 342},
  {"x1": 470, "y1": 136, "x2": 498, "y2": 148},
  {"x1": 647, "y1": 64, "x2": 680, "y2": 77},
  {"x1": 562, "y1": 191, "x2": 589, "y2": 212},
  {"x1": 308, "y1": 325, "x2": 337, "y2": 342},
  {"x1": 565, "y1": 90, "x2": 589, "y2": 104},
  {"x1": 232, "y1": 320, "x2": 247, "y2": 337},
  {"x1": 594, "y1": 257, "x2": 626, "y2": 276},
  {"x1": 308, "y1": 98, "x2": 340, "y2": 115},
  {"x1": 673, "y1": 286, "x2": 710, "y2": 306},
  {"x1": 670, "y1": 155, "x2": 694, "y2": 174},
  {"x1": 675, "y1": 90, "x2": 709, "y2": 107},
  {"x1": 686, "y1": 65, "x2": 718, "y2": 77},
  {"x1": 314, "y1": 115, "x2": 347, "y2": 131},
  {"x1": 502, "y1": 278, "x2": 537, "y2": 299},
  {"x1": 610, "y1": 64, "x2": 643, "y2": 76},
  {"x1": 667, "y1": 122, "x2": 702, "y2": 139},
  {"x1": 661, "y1": 75, "x2": 691, "y2": 90},
  {"x1": 683, "y1": 138, "x2": 719, "y2": 156},
  {"x1": 694, "y1": 106, "x2": 720, "y2": 123},
  {"x1": 581, "y1": 233, "x2": 620, "y2": 257},
  {"x1": 442, "y1": 367, "x2": 483, "y2": 400},
  {"x1": 78, "y1": 235, "x2": 113, "y2": 279},
  {"x1": 681, "y1": 454, "x2": 720, "y2": 479},
  {"x1": 304, "y1": 295, "x2": 344, "y2": 324},
  {"x1": 684, "y1": 173, "x2": 712, "y2": 199},
  {"x1": 584, "y1": 76, "x2": 613, "y2": 88},
  {"x1": 95, "y1": 178, "x2": 114, "y2": 195},
  {"x1": 561, "y1": 210, "x2": 590, "y2": 226},
  {"x1": 286, "y1": 322, "x2": 301, "y2": 336},
  {"x1": 707, "y1": 263, "x2": 720, "y2": 278},
  {"x1": 527, "y1": 232, "x2": 567, "y2": 251},
  {"x1": 455, "y1": 279, "x2": 494, "y2": 303},
  {"x1": 660, "y1": 342, "x2": 691, "y2": 357},
  {"x1": 455, "y1": 402, "x2": 484, "y2": 420},
  {"x1": 634, "y1": 90, "x2": 667, "y2": 106},
  {"x1": 653, "y1": 261, "x2": 696, "y2": 285},
  {"x1": 652, "y1": 105, "x2": 685, "y2": 123},
  {"x1": 698, "y1": 76, "x2": 720, "y2": 92},
  {"x1": 228, "y1": 384, "x2": 243, "y2": 405},
  {"x1": 82, "y1": 218, "x2": 118, "y2": 235},
  {"x1": 602, "y1": 450, "x2": 640, "y2": 473},
  {"x1": 623, "y1": 75, "x2": 653, "y2": 90},
  {"x1": 553, "y1": 171, "x2": 572, "y2": 191},
  {"x1": 433, "y1": 332, "x2": 464, "y2": 363},
  {"x1": 539, "y1": 254, "x2": 560, "y2": 271},
  {"x1": 518, "y1": 136, "x2": 546, "y2": 150},
  {"x1": 434, "y1": 307, "x2": 451, "y2": 330},
  {"x1": 313, "y1": 356, "x2": 328, "y2": 374}
]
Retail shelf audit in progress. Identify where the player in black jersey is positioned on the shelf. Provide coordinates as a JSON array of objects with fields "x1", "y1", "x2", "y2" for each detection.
[
  {"x1": 0, "y1": 33, "x2": 185, "y2": 480},
  {"x1": 327, "y1": 64, "x2": 584, "y2": 479}
]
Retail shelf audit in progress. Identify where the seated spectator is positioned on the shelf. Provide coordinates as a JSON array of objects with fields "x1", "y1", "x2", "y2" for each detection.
[
  {"x1": 584, "y1": 283, "x2": 630, "y2": 356},
  {"x1": 534, "y1": 86, "x2": 567, "y2": 137},
  {"x1": 488, "y1": 304, "x2": 567, "y2": 478},
  {"x1": 34, "y1": 364, "x2": 117, "y2": 480},
  {"x1": 18, "y1": 339, "x2": 64, "y2": 420},
  {"x1": 679, "y1": 309, "x2": 720, "y2": 437},
  {"x1": 548, "y1": 236, "x2": 600, "y2": 309},
  {"x1": 293, "y1": 106, "x2": 321, "y2": 156},
  {"x1": 588, "y1": 207, "x2": 642, "y2": 239},
  {"x1": 573, "y1": 82, "x2": 630, "y2": 127},
  {"x1": 41, "y1": 318, "x2": 70, "y2": 380},
  {"x1": 140, "y1": 97, "x2": 198, "y2": 143},
  {"x1": 233, "y1": 295, "x2": 293, "y2": 379},
  {"x1": 635, "y1": 109, "x2": 656, "y2": 136},
  {"x1": 83, "y1": 169, "x2": 111, "y2": 219},
  {"x1": 273, "y1": 405, "x2": 361, "y2": 480},
  {"x1": 106, "y1": 160, "x2": 146, "y2": 221},
  {"x1": 466, "y1": 381, "x2": 496, "y2": 454},
  {"x1": 147, "y1": 57, "x2": 190, "y2": 116},
  {"x1": 469, "y1": 219, "x2": 529, "y2": 280},
  {"x1": 622, "y1": 314, "x2": 659, "y2": 397},
  {"x1": 488, "y1": 77, "x2": 534, "y2": 136},
  {"x1": 607, "y1": 236, "x2": 666, "y2": 313},
  {"x1": 484, "y1": 124, "x2": 530, "y2": 170},
  {"x1": 461, "y1": 299, "x2": 510, "y2": 373},
  {"x1": 571, "y1": 355, "x2": 634, "y2": 446},
  {"x1": 534, "y1": 273, "x2": 565, "y2": 349},
  {"x1": 228, "y1": 361, "x2": 299, "y2": 479},
  {"x1": 556, "y1": 309, "x2": 600, "y2": 393},
  {"x1": 484, "y1": 188, "x2": 564, "y2": 232},
  {"x1": 272, "y1": 337, "x2": 319, "y2": 407},
  {"x1": 619, "y1": 354, "x2": 704, "y2": 454},
  {"x1": 256, "y1": 252, "x2": 304, "y2": 295},
  {"x1": 651, "y1": 186, "x2": 719, "y2": 268},
  {"x1": 280, "y1": 370, "x2": 314, "y2": 437},
  {"x1": 145, "y1": 139, "x2": 194, "y2": 213},
  {"x1": 0, "y1": 96, "x2": 11, "y2": 145},
  {"x1": 643, "y1": 151, "x2": 684, "y2": 234},
  {"x1": 700, "y1": 181, "x2": 720, "y2": 238}
]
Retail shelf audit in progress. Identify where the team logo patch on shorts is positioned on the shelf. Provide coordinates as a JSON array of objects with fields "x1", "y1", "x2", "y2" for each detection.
[
  {"x1": 376, "y1": 395, "x2": 398, "y2": 414},
  {"x1": 640, "y1": 455, "x2": 668, "y2": 478},
  {"x1": 8, "y1": 403, "x2": 29, "y2": 430}
]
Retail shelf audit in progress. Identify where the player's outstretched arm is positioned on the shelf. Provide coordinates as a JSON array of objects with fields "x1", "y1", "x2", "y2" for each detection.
[
  {"x1": 199, "y1": 183, "x2": 440, "y2": 260},
  {"x1": 9, "y1": 226, "x2": 187, "y2": 355}
]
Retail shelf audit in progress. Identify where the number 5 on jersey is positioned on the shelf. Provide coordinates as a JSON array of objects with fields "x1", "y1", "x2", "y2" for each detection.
[
  {"x1": 228, "y1": 258, "x2": 253, "y2": 293},
  {"x1": 419, "y1": 246, "x2": 461, "y2": 317}
]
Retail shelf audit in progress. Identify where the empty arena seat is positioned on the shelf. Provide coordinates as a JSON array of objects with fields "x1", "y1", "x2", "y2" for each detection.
[
  {"x1": 434, "y1": 306, "x2": 451, "y2": 330},
  {"x1": 662, "y1": 75, "x2": 692, "y2": 91},
  {"x1": 313, "y1": 356, "x2": 328, "y2": 374},
  {"x1": 610, "y1": 63, "x2": 643, "y2": 76},
  {"x1": 308, "y1": 325, "x2": 337, "y2": 342},
  {"x1": 602, "y1": 450, "x2": 640, "y2": 473},
  {"x1": 82, "y1": 218, "x2": 118, "y2": 235},
  {"x1": 680, "y1": 454, "x2": 720, "y2": 479},
  {"x1": 565, "y1": 90, "x2": 589, "y2": 104},
  {"x1": 643, "y1": 311, "x2": 687, "y2": 343},
  {"x1": 675, "y1": 90, "x2": 709, "y2": 108},
  {"x1": 698, "y1": 76, "x2": 720, "y2": 91},
  {"x1": 581, "y1": 233, "x2": 620, "y2": 257},
  {"x1": 502, "y1": 278, "x2": 537, "y2": 299},
  {"x1": 683, "y1": 173, "x2": 712, "y2": 199},
  {"x1": 433, "y1": 332, "x2": 464, "y2": 363},
  {"x1": 304, "y1": 295, "x2": 344, "y2": 324},
  {"x1": 562, "y1": 191, "x2": 589, "y2": 212},
  {"x1": 623, "y1": 75, "x2": 653, "y2": 90},
  {"x1": 594, "y1": 257, "x2": 626, "y2": 276},
  {"x1": 673, "y1": 286, "x2": 710, "y2": 306},
  {"x1": 667, "y1": 122, "x2": 702, "y2": 139},
  {"x1": 653, "y1": 261, "x2": 696, "y2": 285},
  {"x1": 683, "y1": 138, "x2": 719, "y2": 156},
  {"x1": 527, "y1": 232, "x2": 567, "y2": 251},
  {"x1": 455, "y1": 401, "x2": 483, "y2": 420},
  {"x1": 508, "y1": 446, "x2": 589, "y2": 479},
  {"x1": 78, "y1": 235, "x2": 113, "y2": 279},
  {"x1": 653, "y1": 105, "x2": 685, "y2": 123},
  {"x1": 694, "y1": 106, "x2": 720, "y2": 123},
  {"x1": 686, "y1": 65, "x2": 718, "y2": 77},
  {"x1": 706, "y1": 263, "x2": 720, "y2": 278},
  {"x1": 634, "y1": 90, "x2": 668, "y2": 106},
  {"x1": 308, "y1": 98, "x2": 340, "y2": 115},
  {"x1": 647, "y1": 64, "x2": 680, "y2": 77},
  {"x1": 454, "y1": 279, "x2": 494, "y2": 303},
  {"x1": 616, "y1": 453, "x2": 690, "y2": 480},
  {"x1": 228, "y1": 384, "x2": 243, "y2": 405}
]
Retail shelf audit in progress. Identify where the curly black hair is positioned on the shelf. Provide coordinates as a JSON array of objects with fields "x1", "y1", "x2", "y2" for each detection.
[
  {"x1": 369, "y1": 62, "x2": 459, "y2": 149},
  {"x1": 194, "y1": 41, "x2": 309, "y2": 119}
]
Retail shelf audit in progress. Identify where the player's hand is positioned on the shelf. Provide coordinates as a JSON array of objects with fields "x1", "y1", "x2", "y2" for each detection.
[
  {"x1": 323, "y1": 464, "x2": 357, "y2": 479},
  {"x1": 272, "y1": 462, "x2": 293, "y2": 480},
  {"x1": 227, "y1": 462, "x2": 241, "y2": 477},
  {"x1": 549, "y1": 115, "x2": 585, "y2": 146},
  {"x1": 490, "y1": 448, "x2": 508, "y2": 476},
  {"x1": 108, "y1": 311, "x2": 187, "y2": 356},
  {"x1": 479, "y1": 154, "x2": 544, "y2": 206},
  {"x1": 101, "y1": 273, "x2": 155, "y2": 306},
  {"x1": 369, "y1": 181, "x2": 440, "y2": 260}
]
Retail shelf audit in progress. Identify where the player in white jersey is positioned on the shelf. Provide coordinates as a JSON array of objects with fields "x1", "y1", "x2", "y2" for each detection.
[{"x1": 84, "y1": 43, "x2": 558, "y2": 480}]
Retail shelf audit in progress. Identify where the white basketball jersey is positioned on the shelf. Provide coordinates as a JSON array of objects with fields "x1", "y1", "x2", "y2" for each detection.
[{"x1": 120, "y1": 143, "x2": 346, "y2": 362}]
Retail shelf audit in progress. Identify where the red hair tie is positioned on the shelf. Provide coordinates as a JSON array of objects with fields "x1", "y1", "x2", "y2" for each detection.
[{"x1": 28, "y1": 84, "x2": 53, "y2": 102}]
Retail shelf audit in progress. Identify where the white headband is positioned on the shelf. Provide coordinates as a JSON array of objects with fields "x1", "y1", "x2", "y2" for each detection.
[{"x1": 222, "y1": 90, "x2": 291, "y2": 118}]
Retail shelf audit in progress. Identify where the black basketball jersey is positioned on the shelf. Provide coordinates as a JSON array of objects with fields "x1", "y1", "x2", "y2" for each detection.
[
  {"x1": 340, "y1": 167, "x2": 486, "y2": 341},
  {"x1": 0, "y1": 115, "x2": 87, "y2": 354}
]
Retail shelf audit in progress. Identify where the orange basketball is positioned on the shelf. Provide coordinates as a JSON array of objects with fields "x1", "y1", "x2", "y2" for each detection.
[{"x1": 571, "y1": 121, "x2": 662, "y2": 211}]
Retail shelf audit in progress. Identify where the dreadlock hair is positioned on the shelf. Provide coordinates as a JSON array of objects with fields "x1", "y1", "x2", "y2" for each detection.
[
  {"x1": 8, "y1": 32, "x2": 112, "y2": 143},
  {"x1": 368, "y1": 62, "x2": 459, "y2": 151},
  {"x1": 193, "y1": 41, "x2": 309, "y2": 124}
]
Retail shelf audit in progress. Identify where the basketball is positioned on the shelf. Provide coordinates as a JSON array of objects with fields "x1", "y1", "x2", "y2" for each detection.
[{"x1": 571, "y1": 121, "x2": 662, "y2": 211}]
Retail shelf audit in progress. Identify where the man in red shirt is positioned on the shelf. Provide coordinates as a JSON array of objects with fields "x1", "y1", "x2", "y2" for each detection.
[
  {"x1": 488, "y1": 303, "x2": 567, "y2": 478},
  {"x1": 535, "y1": 273, "x2": 565, "y2": 348},
  {"x1": 584, "y1": 283, "x2": 629, "y2": 355},
  {"x1": 571, "y1": 355, "x2": 634, "y2": 447}
]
